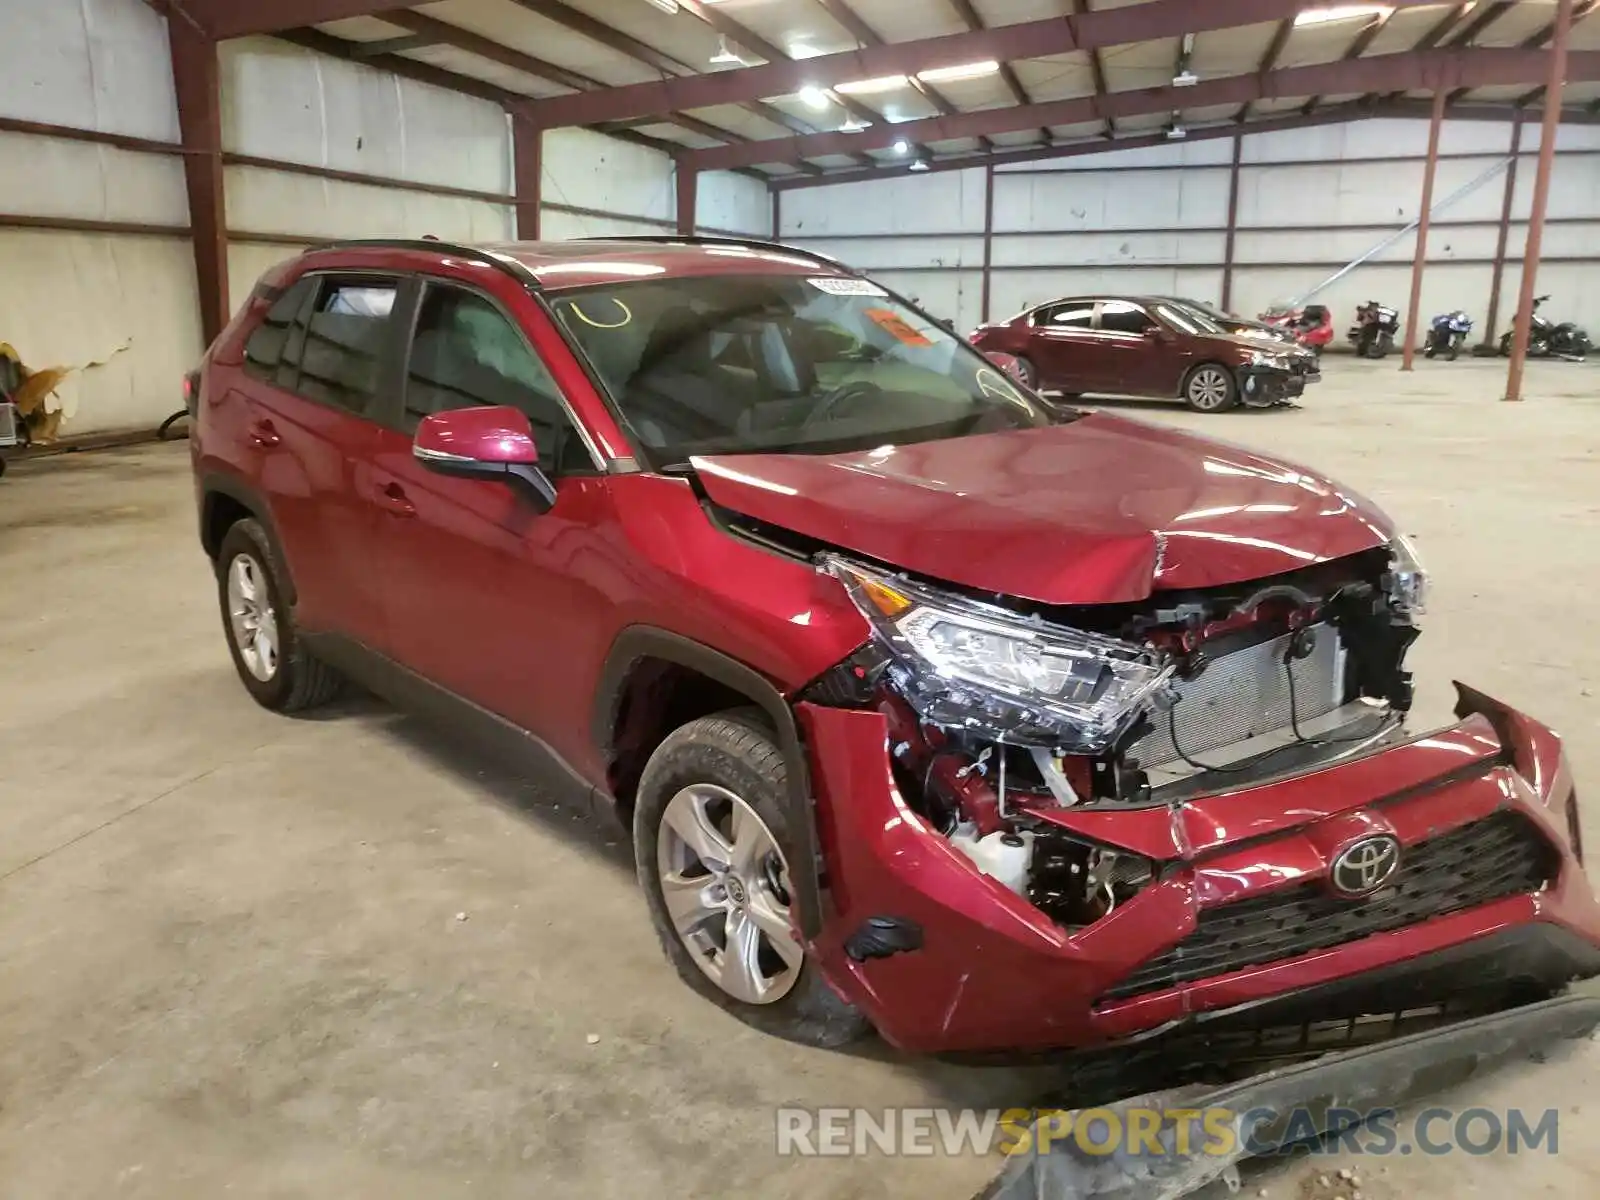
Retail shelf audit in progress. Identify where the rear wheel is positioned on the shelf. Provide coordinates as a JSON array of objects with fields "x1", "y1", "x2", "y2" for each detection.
[
  {"x1": 634, "y1": 710, "x2": 868, "y2": 1048},
  {"x1": 216, "y1": 518, "x2": 341, "y2": 712},
  {"x1": 1182, "y1": 363, "x2": 1238, "y2": 413}
]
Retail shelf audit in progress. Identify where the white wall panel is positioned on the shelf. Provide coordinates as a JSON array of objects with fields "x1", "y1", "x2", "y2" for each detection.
[
  {"x1": 543, "y1": 127, "x2": 674, "y2": 225},
  {"x1": 780, "y1": 169, "x2": 987, "y2": 235},
  {"x1": 788, "y1": 236, "x2": 984, "y2": 270},
  {"x1": 1227, "y1": 263, "x2": 1497, "y2": 334},
  {"x1": 225, "y1": 165, "x2": 513, "y2": 242},
  {"x1": 1512, "y1": 152, "x2": 1600, "y2": 219},
  {"x1": 994, "y1": 168, "x2": 1230, "y2": 230},
  {"x1": 991, "y1": 231, "x2": 1228, "y2": 267},
  {"x1": 221, "y1": 38, "x2": 510, "y2": 195},
  {"x1": 1234, "y1": 223, "x2": 1505, "y2": 265},
  {"x1": 0, "y1": 230, "x2": 200, "y2": 435},
  {"x1": 0, "y1": 0, "x2": 177, "y2": 141},
  {"x1": 540, "y1": 210, "x2": 672, "y2": 241},
  {"x1": 1001, "y1": 140, "x2": 1233, "y2": 171},
  {"x1": 989, "y1": 268, "x2": 1226, "y2": 321},
  {"x1": 699, "y1": 171, "x2": 770, "y2": 235},
  {"x1": 1243, "y1": 119, "x2": 1513, "y2": 163},
  {"x1": 0, "y1": 133, "x2": 187, "y2": 225},
  {"x1": 1236, "y1": 157, "x2": 1512, "y2": 228}
]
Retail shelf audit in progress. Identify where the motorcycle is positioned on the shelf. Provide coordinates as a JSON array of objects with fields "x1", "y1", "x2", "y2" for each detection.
[
  {"x1": 1499, "y1": 295, "x2": 1592, "y2": 362},
  {"x1": 1259, "y1": 304, "x2": 1335, "y2": 357},
  {"x1": 1423, "y1": 310, "x2": 1473, "y2": 361},
  {"x1": 1348, "y1": 300, "x2": 1400, "y2": 358}
]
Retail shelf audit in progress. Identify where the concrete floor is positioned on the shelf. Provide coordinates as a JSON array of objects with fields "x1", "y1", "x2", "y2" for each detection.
[{"x1": 0, "y1": 357, "x2": 1596, "y2": 1199}]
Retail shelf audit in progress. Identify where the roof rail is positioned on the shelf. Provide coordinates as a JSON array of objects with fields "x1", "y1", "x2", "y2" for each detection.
[
  {"x1": 576, "y1": 234, "x2": 856, "y2": 275},
  {"x1": 309, "y1": 238, "x2": 542, "y2": 289}
]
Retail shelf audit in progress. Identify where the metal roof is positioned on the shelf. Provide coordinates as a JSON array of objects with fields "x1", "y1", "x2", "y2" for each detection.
[{"x1": 170, "y1": 2, "x2": 1600, "y2": 185}]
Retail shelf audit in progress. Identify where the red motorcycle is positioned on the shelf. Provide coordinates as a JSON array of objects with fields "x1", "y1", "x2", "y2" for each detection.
[{"x1": 1260, "y1": 304, "x2": 1334, "y2": 357}]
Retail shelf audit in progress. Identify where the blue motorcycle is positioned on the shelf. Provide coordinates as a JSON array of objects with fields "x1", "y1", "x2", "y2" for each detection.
[{"x1": 1424, "y1": 310, "x2": 1473, "y2": 361}]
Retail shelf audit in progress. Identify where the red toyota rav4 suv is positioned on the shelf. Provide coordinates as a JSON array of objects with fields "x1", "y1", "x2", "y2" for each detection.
[{"x1": 191, "y1": 237, "x2": 1600, "y2": 1056}]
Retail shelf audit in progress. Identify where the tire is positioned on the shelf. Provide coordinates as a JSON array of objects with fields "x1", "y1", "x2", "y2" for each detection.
[
  {"x1": 1012, "y1": 355, "x2": 1039, "y2": 390},
  {"x1": 1499, "y1": 332, "x2": 1513, "y2": 357},
  {"x1": 215, "y1": 517, "x2": 341, "y2": 712},
  {"x1": 1424, "y1": 342, "x2": 1437, "y2": 359},
  {"x1": 1446, "y1": 340, "x2": 1460, "y2": 362},
  {"x1": 634, "y1": 709, "x2": 869, "y2": 1049},
  {"x1": 0, "y1": 456, "x2": 7, "y2": 480},
  {"x1": 1182, "y1": 363, "x2": 1238, "y2": 413}
]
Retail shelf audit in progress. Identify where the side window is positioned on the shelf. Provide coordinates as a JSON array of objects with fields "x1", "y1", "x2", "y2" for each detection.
[
  {"x1": 1038, "y1": 303, "x2": 1094, "y2": 330},
  {"x1": 242, "y1": 277, "x2": 315, "y2": 383},
  {"x1": 404, "y1": 285, "x2": 582, "y2": 470},
  {"x1": 1099, "y1": 300, "x2": 1152, "y2": 335},
  {"x1": 293, "y1": 279, "x2": 399, "y2": 415}
]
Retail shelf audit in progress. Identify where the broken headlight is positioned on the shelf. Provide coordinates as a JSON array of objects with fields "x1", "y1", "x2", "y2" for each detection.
[
  {"x1": 823, "y1": 556, "x2": 1174, "y2": 751},
  {"x1": 1385, "y1": 533, "x2": 1428, "y2": 616}
]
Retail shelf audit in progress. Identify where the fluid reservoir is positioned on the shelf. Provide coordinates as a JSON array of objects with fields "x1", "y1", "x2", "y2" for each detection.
[{"x1": 949, "y1": 825, "x2": 1034, "y2": 895}]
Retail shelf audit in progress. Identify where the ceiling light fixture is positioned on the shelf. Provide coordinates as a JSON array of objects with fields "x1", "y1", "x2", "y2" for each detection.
[
  {"x1": 915, "y1": 60, "x2": 1001, "y2": 84},
  {"x1": 1293, "y1": 4, "x2": 1393, "y2": 26},
  {"x1": 798, "y1": 85, "x2": 831, "y2": 110},
  {"x1": 892, "y1": 138, "x2": 911, "y2": 154},
  {"x1": 909, "y1": 158, "x2": 931, "y2": 172},
  {"x1": 641, "y1": 0, "x2": 681, "y2": 14},
  {"x1": 710, "y1": 35, "x2": 743, "y2": 65},
  {"x1": 1165, "y1": 122, "x2": 1188, "y2": 140},
  {"x1": 839, "y1": 115, "x2": 870, "y2": 132},
  {"x1": 835, "y1": 74, "x2": 911, "y2": 95}
]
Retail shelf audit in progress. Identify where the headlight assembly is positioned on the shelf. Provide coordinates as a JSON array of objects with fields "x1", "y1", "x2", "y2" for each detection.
[
  {"x1": 1250, "y1": 350, "x2": 1291, "y2": 369},
  {"x1": 822, "y1": 556, "x2": 1174, "y2": 750},
  {"x1": 1385, "y1": 532, "x2": 1428, "y2": 616}
]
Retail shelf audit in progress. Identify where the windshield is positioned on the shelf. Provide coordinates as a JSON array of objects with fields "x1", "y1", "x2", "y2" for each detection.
[
  {"x1": 551, "y1": 274, "x2": 1051, "y2": 460},
  {"x1": 1154, "y1": 301, "x2": 1226, "y2": 337}
]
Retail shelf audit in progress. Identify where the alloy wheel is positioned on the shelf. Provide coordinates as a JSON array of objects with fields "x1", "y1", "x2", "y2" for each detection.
[
  {"x1": 226, "y1": 552, "x2": 279, "y2": 681},
  {"x1": 656, "y1": 783, "x2": 804, "y2": 1005},
  {"x1": 1187, "y1": 367, "x2": 1232, "y2": 411}
]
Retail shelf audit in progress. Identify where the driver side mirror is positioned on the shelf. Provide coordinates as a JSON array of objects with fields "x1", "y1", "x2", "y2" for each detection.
[
  {"x1": 413, "y1": 406, "x2": 557, "y2": 512},
  {"x1": 1144, "y1": 322, "x2": 1172, "y2": 341}
]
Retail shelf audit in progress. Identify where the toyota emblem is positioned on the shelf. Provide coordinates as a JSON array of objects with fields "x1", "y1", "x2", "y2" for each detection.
[{"x1": 1329, "y1": 834, "x2": 1401, "y2": 897}]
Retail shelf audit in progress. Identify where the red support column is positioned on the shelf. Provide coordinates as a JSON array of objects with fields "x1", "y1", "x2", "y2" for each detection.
[
  {"x1": 980, "y1": 162, "x2": 995, "y2": 323},
  {"x1": 676, "y1": 161, "x2": 697, "y2": 236},
  {"x1": 1483, "y1": 111, "x2": 1523, "y2": 344},
  {"x1": 512, "y1": 113, "x2": 543, "y2": 239},
  {"x1": 1220, "y1": 132, "x2": 1243, "y2": 311},
  {"x1": 169, "y1": 19, "x2": 229, "y2": 348},
  {"x1": 1401, "y1": 89, "x2": 1446, "y2": 371},
  {"x1": 1506, "y1": 0, "x2": 1576, "y2": 402}
]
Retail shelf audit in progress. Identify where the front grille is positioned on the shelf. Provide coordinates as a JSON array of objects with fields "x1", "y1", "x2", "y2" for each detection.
[
  {"x1": 1101, "y1": 811, "x2": 1558, "y2": 1002},
  {"x1": 1130, "y1": 625, "x2": 1344, "y2": 770}
]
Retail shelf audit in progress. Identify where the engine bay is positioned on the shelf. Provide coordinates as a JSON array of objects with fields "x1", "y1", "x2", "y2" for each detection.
[{"x1": 804, "y1": 545, "x2": 1422, "y2": 932}]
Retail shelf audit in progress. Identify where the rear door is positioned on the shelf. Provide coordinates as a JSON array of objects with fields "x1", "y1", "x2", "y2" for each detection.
[
  {"x1": 234, "y1": 272, "x2": 404, "y2": 639},
  {"x1": 364, "y1": 277, "x2": 616, "y2": 750},
  {"x1": 1026, "y1": 300, "x2": 1100, "y2": 391}
]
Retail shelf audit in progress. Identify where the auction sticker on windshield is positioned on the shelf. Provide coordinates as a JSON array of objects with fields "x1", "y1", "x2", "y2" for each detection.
[{"x1": 865, "y1": 308, "x2": 934, "y2": 347}]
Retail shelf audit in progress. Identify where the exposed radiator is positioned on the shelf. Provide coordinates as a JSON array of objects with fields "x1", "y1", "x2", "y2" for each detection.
[{"x1": 1130, "y1": 624, "x2": 1346, "y2": 770}]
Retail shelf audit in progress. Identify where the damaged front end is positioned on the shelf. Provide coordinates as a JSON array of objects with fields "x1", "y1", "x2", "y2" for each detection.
[
  {"x1": 810, "y1": 540, "x2": 1425, "y2": 935},
  {"x1": 795, "y1": 537, "x2": 1600, "y2": 1058}
]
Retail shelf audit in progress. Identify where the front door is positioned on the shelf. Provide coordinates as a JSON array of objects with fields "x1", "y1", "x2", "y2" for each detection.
[
  {"x1": 1093, "y1": 300, "x2": 1167, "y2": 397},
  {"x1": 364, "y1": 278, "x2": 617, "y2": 761},
  {"x1": 234, "y1": 272, "x2": 402, "y2": 640}
]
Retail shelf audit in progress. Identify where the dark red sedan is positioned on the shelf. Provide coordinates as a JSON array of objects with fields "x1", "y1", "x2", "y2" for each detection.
[{"x1": 970, "y1": 294, "x2": 1320, "y2": 411}]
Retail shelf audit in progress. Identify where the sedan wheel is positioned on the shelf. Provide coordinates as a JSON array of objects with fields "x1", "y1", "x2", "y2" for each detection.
[
  {"x1": 1185, "y1": 365, "x2": 1237, "y2": 412},
  {"x1": 656, "y1": 782, "x2": 805, "y2": 1005},
  {"x1": 226, "y1": 552, "x2": 279, "y2": 681}
]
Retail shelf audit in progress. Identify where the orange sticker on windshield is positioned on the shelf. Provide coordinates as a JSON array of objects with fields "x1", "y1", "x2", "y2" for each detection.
[{"x1": 865, "y1": 308, "x2": 933, "y2": 347}]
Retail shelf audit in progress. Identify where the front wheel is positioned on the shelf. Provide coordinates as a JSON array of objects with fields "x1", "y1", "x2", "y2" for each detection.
[
  {"x1": 1011, "y1": 355, "x2": 1039, "y2": 390},
  {"x1": 1182, "y1": 364, "x2": 1238, "y2": 412},
  {"x1": 634, "y1": 710, "x2": 869, "y2": 1048}
]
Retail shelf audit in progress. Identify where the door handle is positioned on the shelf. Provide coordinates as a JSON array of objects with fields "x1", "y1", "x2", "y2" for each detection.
[
  {"x1": 247, "y1": 418, "x2": 280, "y2": 448},
  {"x1": 376, "y1": 481, "x2": 416, "y2": 518}
]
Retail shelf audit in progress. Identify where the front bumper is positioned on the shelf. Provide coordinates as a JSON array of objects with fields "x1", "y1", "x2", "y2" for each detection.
[
  {"x1": 799, "y1": 686, "x2": 1600, "y2": 1055},
  {"x1": 1237, "y1": 365, "x2": 1304, "y2": 406}
]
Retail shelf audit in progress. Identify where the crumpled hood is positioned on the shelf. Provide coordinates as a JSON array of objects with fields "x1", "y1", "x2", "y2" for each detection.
[{"x1": 693, "y1": 413, "x2": 1395, "y2": 605}]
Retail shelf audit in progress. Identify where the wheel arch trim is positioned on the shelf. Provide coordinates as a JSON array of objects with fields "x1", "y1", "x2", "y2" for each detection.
[{"x1": 593, "y1": 626, "x2": 824, "y2": 938}]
